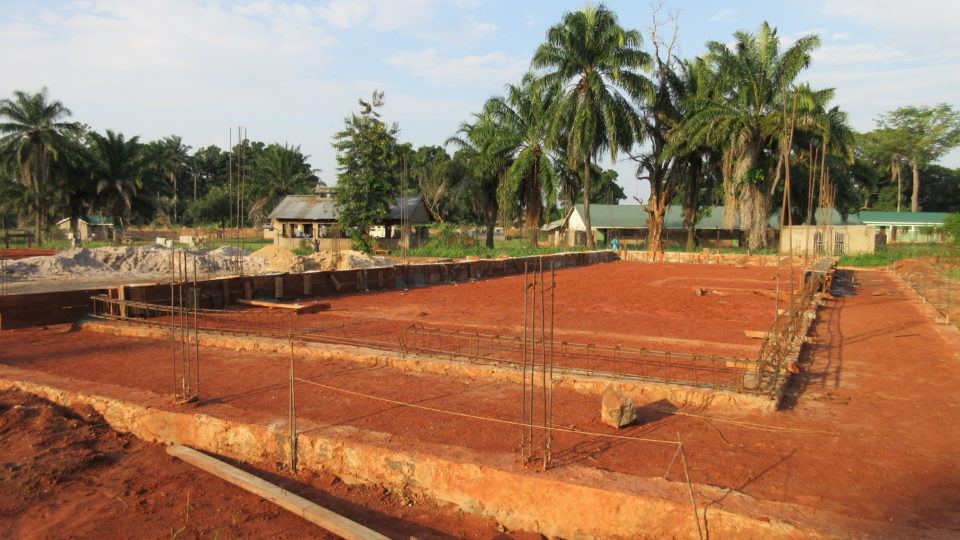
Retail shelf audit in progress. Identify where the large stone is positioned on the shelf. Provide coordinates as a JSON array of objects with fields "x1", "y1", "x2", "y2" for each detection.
[{"x1": 600, "y1": 385, "x2": 637, "y2": 428}]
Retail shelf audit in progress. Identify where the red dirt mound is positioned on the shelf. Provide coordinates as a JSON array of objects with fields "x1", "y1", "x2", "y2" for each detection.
[{"x1": 0, "y1": 388, "x2": 536, "y2": 538}]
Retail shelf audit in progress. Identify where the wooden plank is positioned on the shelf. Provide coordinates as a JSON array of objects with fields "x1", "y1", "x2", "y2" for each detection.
[
  {"x1": 235, "y1": 298, "x2": 330, "y2": 313},
  {"x1": 166, "y1": 445, "x2": 388, "y2": 540}
]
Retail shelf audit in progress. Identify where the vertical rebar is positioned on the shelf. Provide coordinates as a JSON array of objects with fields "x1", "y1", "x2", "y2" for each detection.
[
  {"x1": 539, "y1": 257, "x2": 547, "y2": 471},
  {"x1": 171, "y1": 247, "x2": 177, "y2": 400},
  {"x1": 521, "y1": 262, "x2": 528, "y2": 460},
  {"x1": 289, "y1": 316, "x2": 298, "y2": 471},
  {"x1": 547, "y1": 261, "x2": 555, "y2": 468},
  {"x1": 194, "y1": 256, "x2": 200, "y2": 399}
]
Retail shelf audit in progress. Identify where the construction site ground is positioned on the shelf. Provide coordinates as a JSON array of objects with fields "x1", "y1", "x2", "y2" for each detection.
[
  {"x1": 0, "y1": 386, "x2": 540, "y2": 539},
  {"x1": 194, "y1": 261, "x2": 800, "y2": 358},
  {"x1": 1, "y1": 262, "x2": 959, "y2": 536}
]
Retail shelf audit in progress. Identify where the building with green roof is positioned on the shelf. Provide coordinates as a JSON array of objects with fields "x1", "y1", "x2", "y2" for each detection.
[{"x1": 858, "y1": 211, "x2": 947, "y2": 243}]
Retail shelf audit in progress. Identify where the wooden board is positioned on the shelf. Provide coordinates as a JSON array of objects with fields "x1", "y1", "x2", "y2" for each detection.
[
  {"x1": 235, "y1": 298, "x2": 330, "y2": 313},
  {"x1": 166, "y1": 445, "x2": 387, "y2": 540}
]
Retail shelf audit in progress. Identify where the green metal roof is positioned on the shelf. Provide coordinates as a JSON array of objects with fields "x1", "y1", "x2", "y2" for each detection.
[
  {"x1": 568, "y1": 204, "x2": 857, "y2": 230},
  {"x1": 858, "y1": 211, "x2": 948, "y2": 225}
]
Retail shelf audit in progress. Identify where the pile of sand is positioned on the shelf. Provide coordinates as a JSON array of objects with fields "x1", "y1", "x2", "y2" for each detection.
[
  {"x1": 305, "y1": 249, "x2": 392, "y2": 271},
  {"x1": 1, "y1": 244, "x2": 393, "y2": 281},
  {"x1": 248, "y1": 245, "x2": 304, "y2": 273},
  {"x1": 2, "y1": 245, "x2": 263, "y2": 280}
]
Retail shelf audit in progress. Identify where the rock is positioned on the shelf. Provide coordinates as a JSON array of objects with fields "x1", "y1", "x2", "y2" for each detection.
[{"x1": 600, "y1": 385, "x2": 637, "y2": 428}]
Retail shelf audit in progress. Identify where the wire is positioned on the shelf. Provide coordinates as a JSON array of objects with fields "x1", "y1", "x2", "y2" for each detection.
[{"x1": 294, "y1": 376, "x2": 680, "y2": 447}]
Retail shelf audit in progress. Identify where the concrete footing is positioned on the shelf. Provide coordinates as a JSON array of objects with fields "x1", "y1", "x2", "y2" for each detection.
[
  {"x1": 0, "y1": 369, "x2": 831, "y2": 539},
  {"x1": 82, "y1": 320, "x2": 777, "y2": 414}
]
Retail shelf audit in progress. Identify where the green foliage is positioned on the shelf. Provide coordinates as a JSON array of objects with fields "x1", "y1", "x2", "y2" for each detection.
[
  {"x1": 333, "y1": 91, "x2": 402, "y2": 254},
  {"x1": 246, "y1": 142, "x2": 319, "y2": 222},
  {"x1": 943, "y1": 213, "x2": 960, "y2": 244},
  {"x1": 838, "y1": 243, "x2": 949, "y2": 267},
  {"x1": 878, "y1": 104, "x2": 960, "y2": 167},
  {"x1": 0, "y1": 87, "x2": 81, "y2": 242},
  {"x1": 531, "y1": 3, "x2": 650, "y2": 248},
  {"x1": 410, "y1": 145, "x2": 457, "y2": 222},
  {"x1": 485, "y1": 74, "x2": 558, "y2": 244},
  {"x1": 89, "y1": 129, "x2": 147, "y2": 233},
  {"x1": 409, "y1": 236, "x2": 585, "y2": 259},
  {"x1": 183, "y1": 185, "x2": 232, "y2": 226}
]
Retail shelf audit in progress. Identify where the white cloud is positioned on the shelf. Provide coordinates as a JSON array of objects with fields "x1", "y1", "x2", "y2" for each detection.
[
  {"x1": 707, "y1": 8, "x2": 736, "y2": 22},
  {"x1": 384, "y1": 49, "x2": 528, "y2": 88},
  {"x1": 822, "y1": 0, "x2": 960, "y2": 46},
  {"x1": 317, "y1": 0, "x2": 436, "y2": 31},
  {"x1": 464, "y1": 16, "x2": 497, "y2": 39}
]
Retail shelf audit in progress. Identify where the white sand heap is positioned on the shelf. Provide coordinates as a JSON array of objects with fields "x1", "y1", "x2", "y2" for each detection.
[
  {"x1": 2, "y1": 245, "x2": 266, "y2": 280},
  {"x1": 2, "y1": 244, "x2": 393, "y2": 282}
]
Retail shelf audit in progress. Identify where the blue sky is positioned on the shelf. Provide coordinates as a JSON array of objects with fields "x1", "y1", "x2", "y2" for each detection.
[{"x1": 1, "y1": 0, "x2": 958, "y2": 202}]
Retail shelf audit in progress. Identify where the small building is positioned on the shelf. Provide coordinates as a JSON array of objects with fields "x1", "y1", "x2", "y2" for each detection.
[
  {"x1": 267, "y1": 194, "x2": 431, "y2": 251},
  {"x1": 544, "y1": 204, "x2": 782, "y2": 248},
  {"x1": 858, "y1": 211, "x2": 948, "y2": 243},
  {"x1": 55, "y1": 216, "x2": 114, "y2": 241},
  {"x1": 777, "y1": 208, "x2": 874, "y2": 256}
]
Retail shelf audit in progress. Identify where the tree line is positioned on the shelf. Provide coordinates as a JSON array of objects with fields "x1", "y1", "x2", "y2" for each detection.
[
  {"x1": 0, "y1": 89, "x2": 320, "y2": 243},
  {"x1": 334, "y1": 3, "x2": 960, "y2": 251},
  {"x1": 4, "y1": 4, "x2": 960, "y2": 252}
]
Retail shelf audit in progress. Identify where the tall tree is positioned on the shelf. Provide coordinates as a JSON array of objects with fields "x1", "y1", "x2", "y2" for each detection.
[
  {"x1": 632, "y1": 5, "x2": 688, "y2": 252},
  {"x1": 0, "y1": 88, "x2": 80, "y2": 242},
  {"x1": 532, "y1": 3, "x2": 650, "y2": 249},
  {"x1": 247, "y1": 143, "x2": 318, "y2": 223},
  {"x1": 89, "y1": 130, "x2": 145, "y2": 238},
  {"x1": 672, "y1": 22, "x2": 819, "y2": 249},
  {"x1": 147, "y1": 135, "x2": 192, "y2": 224},
  {"x1": 447, "y1": 113, "x2": 513, "y2": 248},
  {"x1": 486, "y1": 74, "x2": 558, "y2": 246},
  {"x1": 877, "y1": 104, "x2": 960, "y2": 212},
  {"x1": 332, "y1": 91, "x2": 402, "y2": 253},
  {"x1": 409, "y1": 145, "x2": 455, "y2": 223}
]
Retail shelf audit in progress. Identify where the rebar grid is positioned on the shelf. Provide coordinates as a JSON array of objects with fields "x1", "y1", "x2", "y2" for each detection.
[{"x1": 401, "y1": 325, "x2": 759, "y2": 391}]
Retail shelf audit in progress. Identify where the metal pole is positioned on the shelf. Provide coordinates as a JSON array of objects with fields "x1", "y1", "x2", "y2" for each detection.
[
  {"x1": 289, "y1": 316, "x2": 298, "y2": 471},
  {"x1": 521, "y1": 262, "x2": 528, "y2": 460},
  {"x1": 171, "y1": 247, "x2": 177, "y2": 400},
  {"x1": 194, "y1": 256, "x2": 200, "y2": 399},
  {"x1": 547, "y1": 260, "x2": 555, "y2": 468},
  {"x1": 539, "y1": 257, "x2": 547, "y2": 471}
]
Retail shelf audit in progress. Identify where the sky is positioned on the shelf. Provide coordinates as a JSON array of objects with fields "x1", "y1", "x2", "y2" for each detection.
[{"x1": 1, "y1": 0, "x2": 958, "y2": 203}]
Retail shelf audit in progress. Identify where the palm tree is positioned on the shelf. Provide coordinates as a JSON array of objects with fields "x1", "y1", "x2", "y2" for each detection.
[
  {"x1": 149, "y1": 136, "x2": 192, "y2": 224},
  {"x1": 0, "y1": 88, "x2": 80, "y2": 242},
  {"x1": 90, "y1": 130, "x2": 145, "y2": 239},
  {"x1": 485, "y1": 74, "x2": 558, "y2": 247},
  {"x1": 532, "y1": 3, "x2": 651, "y2": 249},
  {"x1": 248, "y1": 143, "x2": 319, "y2": 223},
  {"x1": 672, "y1": 22, "x2": 820, "y2": 249},
  {"x1": 447, "y1": 113, "x2": 513, "y2": 248}
]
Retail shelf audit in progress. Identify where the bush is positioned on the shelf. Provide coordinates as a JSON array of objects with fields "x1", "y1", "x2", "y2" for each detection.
[{"x1": 943, "y1": 213, "x2": 960, "y2": 244}]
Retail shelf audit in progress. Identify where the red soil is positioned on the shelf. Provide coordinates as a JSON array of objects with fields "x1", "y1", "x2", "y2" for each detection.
[
  {"x1": 0, "y1": 249, "x2": 57, "y2": 260},
  {"x1": 0, "y1": 387, "x2": 538, "y2": 539},
  {"x1": 197, "y1": 261, "x2": 799, "y2": 360},
  {"x1": 2, "y1": 264, "x2": 959, "y2": 535}
]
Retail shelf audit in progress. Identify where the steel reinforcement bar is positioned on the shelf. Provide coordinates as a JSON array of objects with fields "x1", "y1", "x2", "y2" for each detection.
[
  {"x1": 399, "y1": 325, "x2": 764, "y2": 393},
  {"x1": 90, "y1": 294, "x2": 790, "y2": 394}
]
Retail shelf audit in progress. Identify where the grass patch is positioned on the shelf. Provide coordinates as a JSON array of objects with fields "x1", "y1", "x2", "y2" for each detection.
[
  {"x1": 839, "y1": 243, "x2": 953, "y2": 267},
  {"x1": 408, "y1": 239, "x2": 587, "y2": 259}
]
